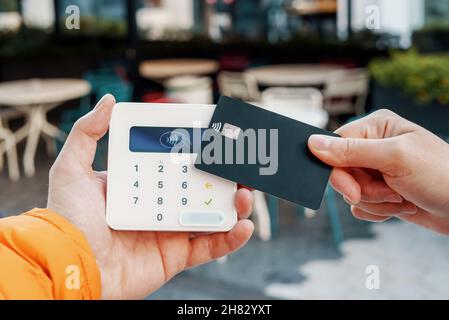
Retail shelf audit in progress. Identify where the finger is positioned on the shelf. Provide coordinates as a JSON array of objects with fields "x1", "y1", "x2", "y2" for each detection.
[
  {"x1": 235, "y1": 188, "x2": 253, "y2": 219},
  {"x1": 187, "y1": 219, "x2": 254, "y2": 267},
  {"x1": 308, "y1": 134, "x2": 397, "y2": 170},
  {"x1": 398, "y1": 208, "x2": 449, "y2": 235},
  {"x1": 237, "y1": 184, "x2": 253, "y2": 191},
  {"x1": 94, "y1": 171, "x2": 108, "y2": 186},
  {"x1": 349, "y1": 201, "x2": 417, "y2": 216},
  {"x1": 351, "y1": 206, "x2": 393, "y2": 223},
  {"x1": 307, "y1": 109, "x2": 415, "y2": 170},
  {"x1": 335, "y1": 109, "x2": 406, "y2": 139},
  {"x1": 58, "y1": 94, "x2": 116, "y2": 171},
  {"x1": 351, "y1": 168, "x2": 403, "y2": 203},
  {"x1": 329, "y1": 168, "x2": 361, "y2": 204},
  {"x1": 330, "y1": 167, "x2": 402, "y2": 205},
  {"x1": 360, "y1": 180, "x2": 403, "y2": 203}
]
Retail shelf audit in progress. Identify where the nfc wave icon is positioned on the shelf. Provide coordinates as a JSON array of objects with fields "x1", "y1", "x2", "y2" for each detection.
[
  {"x1": 160, "y1": 131, "x2": 188, "y2": 148},
  {"x1": 211, "y1": 122, "x2": 222, "y2": 133}
]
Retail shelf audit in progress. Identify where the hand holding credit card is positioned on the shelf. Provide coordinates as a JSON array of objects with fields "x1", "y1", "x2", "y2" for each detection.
[{"x1": 195, "y1": 96, "x2": 338, "y2": 210}]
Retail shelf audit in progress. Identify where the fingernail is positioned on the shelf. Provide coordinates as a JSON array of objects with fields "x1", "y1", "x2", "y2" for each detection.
[
  {"x1": 343, "y1": 195, "x2": 358, "y2": 205},
  {"x1": 343, "y1": 196, "x2": 353, "y2": 205},
  {"x1": 402, "y1": 203, "x2": 418, "y2": 214},
  {"x1": 309, "y1": 135, "x2": 332, "y2": 151},
  {"x1": 94, "y1": 93, "x2": 112, "y2": 110},
  {"x1": 384, "y1": 194, "x2": 403, "y2": 203}
]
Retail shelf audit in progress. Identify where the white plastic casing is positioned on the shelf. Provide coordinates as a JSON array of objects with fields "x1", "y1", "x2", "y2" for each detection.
[{"x1": 106, "y1": 103, "x2": 237, "y2": 232}]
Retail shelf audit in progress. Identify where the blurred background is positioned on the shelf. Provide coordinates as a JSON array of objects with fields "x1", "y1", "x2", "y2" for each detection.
[{"x1": 1, "y1": 0, "x2": 449, "y2": 299}]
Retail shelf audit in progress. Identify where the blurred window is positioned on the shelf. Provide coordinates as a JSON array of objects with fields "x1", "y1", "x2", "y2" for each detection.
[
  {"x1": 191, "y1": 0, "x2": 297, "y2": 43},
  {"x1": 22, "y1": 0, "x2": 54, "y2": 30},
  {"x1": 136, "y1": 0, "x2": 194, "y2": 41},
  {"x1": 344, "y1": 0, "x2": 425, "y2": 48},
  {"x1": 424, "y1": 0, "x2": 449, "y2": 29},
  {"x1": 134, "y1": 0, "x2": 303, "y2": 43},
  {"x1": 0, "y1": 0, "x2": 21, "y2": 32},
  {"x1": 58, "y1": 0, "x2": 127, "y2": 37}
]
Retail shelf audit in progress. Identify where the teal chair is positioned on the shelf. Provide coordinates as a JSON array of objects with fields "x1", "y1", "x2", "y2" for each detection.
[
  {"x1": 76, "y1": 73, "x2": 124, "y2": 114},
  {"x1": 267, "y1": 195, "x2": 280, "y2": 237},
  {"x1": 291, "y1": 115, "x2": 370, "y2": 247},
  {"x1": 324, "y1": 186, "x2": 343, "y2": 247},
  {"x1": 57, "y1": 70, "x2": 133, "y2": 158},
  {"x1": 90, "y1": 82, "x2": 134, "y2": 171},
  {"x1": 96, "y1": 82, "x2": 133, "y2": 103},
  {"x1": 264, "y1": 117, "x2": 374, "y2": 247},
  {"x1": 61, "y1": 73, "x2": 124, "y2": 125},
  {"x1": 267, "y1": 187, "x2": 343, "y2": 248}
]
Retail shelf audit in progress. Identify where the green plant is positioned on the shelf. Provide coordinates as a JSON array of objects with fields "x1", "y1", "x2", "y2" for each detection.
[
  {"x1": 0, "y1": 27, "x2": 51, "y2": 56},
  {"x1": 420, "y1": 21, "x2": 449, "y2": 32},
  {"x1": 369, "y1": 50, "x2": 449, "y2": 105},
  {"x1": 60, "y1": 17, "x2": 127, "y2": 37},
  {"x1": 0, "y1": 0, "x2": 17, "y2": 11}
]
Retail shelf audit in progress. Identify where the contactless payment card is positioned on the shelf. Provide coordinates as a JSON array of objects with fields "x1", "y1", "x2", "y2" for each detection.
[{"x1": 194, "y1": 96, "x2": 337, "y2": 210}]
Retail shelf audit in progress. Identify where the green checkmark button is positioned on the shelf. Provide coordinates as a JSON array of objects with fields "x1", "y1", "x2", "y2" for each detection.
[{"x1": 204, "y1": 198, "x2": 213, "y2": 206}]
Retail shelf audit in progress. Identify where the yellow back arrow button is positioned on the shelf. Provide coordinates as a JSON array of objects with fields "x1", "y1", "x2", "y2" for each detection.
[{"x1": 204, "y1": 182, "x2": 213, "y2": 189}]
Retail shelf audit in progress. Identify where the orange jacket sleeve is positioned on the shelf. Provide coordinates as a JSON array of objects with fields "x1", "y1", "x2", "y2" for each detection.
[{"x1": 0, "y1": 208, "x2": 101, "y2": 300}]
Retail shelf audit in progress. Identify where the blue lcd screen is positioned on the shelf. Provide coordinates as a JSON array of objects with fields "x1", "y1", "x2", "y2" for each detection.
[{"x1": 129, "y1": 126, "x2": 206, "y2": 153}]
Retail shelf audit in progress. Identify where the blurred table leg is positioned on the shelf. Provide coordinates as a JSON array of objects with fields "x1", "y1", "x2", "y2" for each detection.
[
  {"x1": 15, "y1": 103, "x2": 66, "y2": 177},
  {"x1": 253, "y1": 190, "x2": 271, "y2": 241}
]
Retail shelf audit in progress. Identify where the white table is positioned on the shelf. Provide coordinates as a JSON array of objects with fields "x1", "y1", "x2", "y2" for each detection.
[
  {"x1": 246, "y1": 64, "x2": 346, "y2": 87},
  {"x1": 0, "y1": 79, "x2": 91, "y2": 177},
  {"x1": 139, "y1": 59, "x2": 219, "y2": 81},
  {"x1": 250, "y1": 101, "x2": 329, "y2": 129}
]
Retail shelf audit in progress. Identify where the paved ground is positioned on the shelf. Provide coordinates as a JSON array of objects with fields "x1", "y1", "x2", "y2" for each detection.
[
  {"x1": 1, "y1": 144, "x2": 449, "y2": 299},
  {"x1": 265, "y1": 222, "x2": 449, "y2": 299}
]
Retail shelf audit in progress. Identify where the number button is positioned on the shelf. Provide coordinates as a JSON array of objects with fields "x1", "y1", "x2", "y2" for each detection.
[
  {"x1": 157, "y1": 213, "x2": 163, "y2": 222},
  {"x1": 181, "y1": 197, "x2": 188, "y2": 206},
  {"x1": 158, "y1": 164, "x2": 164, "y2": 173},
  {"x1": 132, "y1": 164, "x2": 140, "y2": 206},
  {"x1": 157, "y1": 197, "x2": 164, "y2": 205},
  {"x1": 182, "y1": 165, "x2": 188, "y2": 173},
  {"x1": 158, "y1": 181, "x2": 164, "y2": 189},
  {"x1": 182, "y1": 181, "x2": 188, "y2": 189}
]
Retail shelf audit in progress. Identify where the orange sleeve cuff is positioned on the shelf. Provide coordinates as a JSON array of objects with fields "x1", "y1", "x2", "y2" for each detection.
[{"x1": 0, "y1": 208, "x2": 102, "y2": 300}]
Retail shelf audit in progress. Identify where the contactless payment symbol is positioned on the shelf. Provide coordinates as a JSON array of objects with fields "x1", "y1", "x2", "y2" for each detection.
[
  {"x1": 211, "y1": 122, "x2": 222, "y2": 133},
  {"x1": 160, "y1": 130, "x2": 189, "y2": 148}
]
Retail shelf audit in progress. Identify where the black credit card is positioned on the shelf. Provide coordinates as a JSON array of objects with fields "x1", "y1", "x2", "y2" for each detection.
[{"x1": 194, "y1": 96, "x2": 337, "y2": 210}]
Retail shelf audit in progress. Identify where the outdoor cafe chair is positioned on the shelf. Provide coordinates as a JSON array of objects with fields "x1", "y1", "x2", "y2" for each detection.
[
  {"x1": 0, "y1": 107, "x2": 20, "y2": 181},
  {"x1": 58, "y1": 68, "x2": 133, "y2": 152},
  {"x1": 164, "y1": 75, "x2": 213, "y2": 104},
  {"x1": 62, "y1": 73, "x2": 124, "y2": 122},
  {"x1": 261, "y1": 87, "x2": 323, "y2": 111},
  {"x1": 323, "y1": 68, "x2": 369, "y2": 117},
  {"x1": 58, "y1": 79, "x2": 133, "y2": 171},
  {"x1": 218, "y1": 71, "x2": 261, "y2": 102},
  {"x1": 93, "y1": 81, "x2": 134, "y2": 171},
  {"x1": 253, "y1": 88, "x2": 343, "y2": 247}
]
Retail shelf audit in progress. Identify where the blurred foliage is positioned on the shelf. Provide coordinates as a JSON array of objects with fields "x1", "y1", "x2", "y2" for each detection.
[
  {"x1": 369, "y1": 50, "x2": 449, "y2": 105},
  {"x1": 421, "y1": 21, "x2": 449, "y2": 32},
  {"x1": 0, "y1": 27, "x2": 126, "y2": 58},
  {"x1": 0, "y1": 25, "x2": 384, "y2": 60},
  {"x1": 59, "y1": 17, "x2": 127, "y2": 37},
  {"x1": 0, "y1": 27, "x2": 50, "y2": 56},
  {"x1": 0, "y1": 0, "x2": 17, "y2": 11}
]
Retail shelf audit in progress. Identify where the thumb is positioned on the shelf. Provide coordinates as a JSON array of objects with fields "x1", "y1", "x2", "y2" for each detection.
[
  {"x1": 308, "y1": 134, "x2": 396, "y2": 170},
  {"x1": 58, "y1": 94, "x2": 116, "y2": 171}
]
